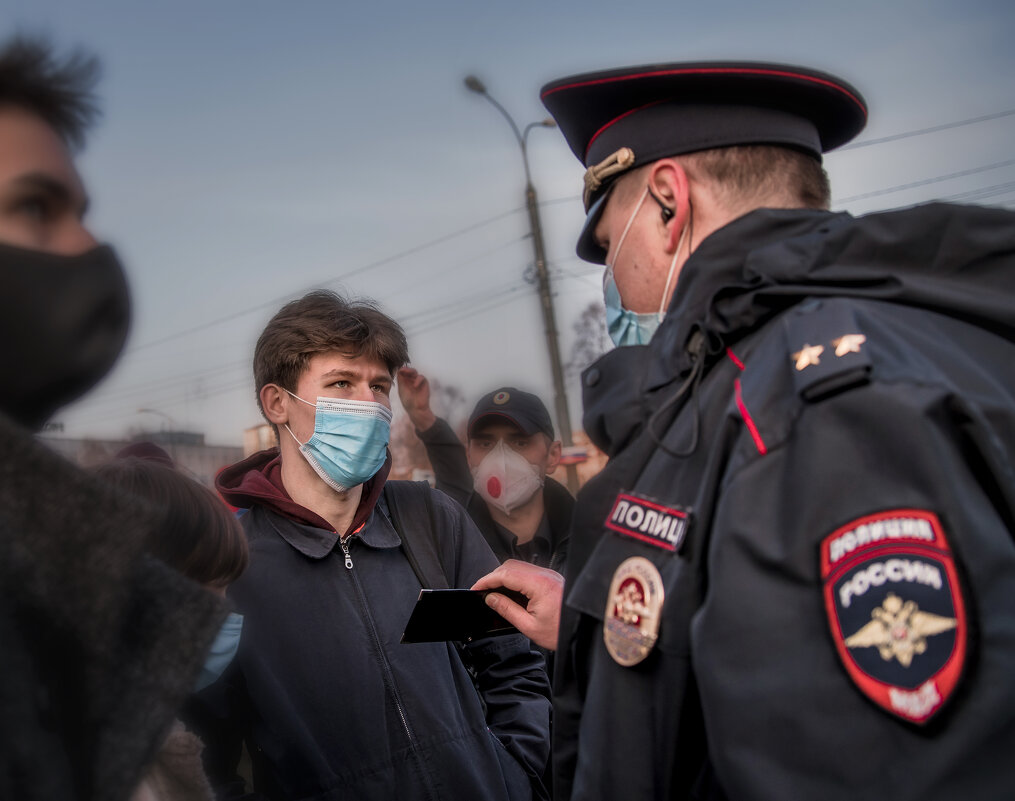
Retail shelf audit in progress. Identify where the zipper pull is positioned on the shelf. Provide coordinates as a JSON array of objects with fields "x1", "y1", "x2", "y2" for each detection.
[{"x1": 340, "y1": 538, "x2": 353, "y2": 569}]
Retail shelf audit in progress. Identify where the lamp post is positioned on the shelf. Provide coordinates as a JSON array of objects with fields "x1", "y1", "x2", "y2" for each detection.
[{"x1": 464, "y1": 75, "x2": 579, "y2": 494}]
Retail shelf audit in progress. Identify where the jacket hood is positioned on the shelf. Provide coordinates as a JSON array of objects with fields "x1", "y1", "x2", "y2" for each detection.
[
  {"x1": 216, "y1": 447, "x2": 392, "y2": 536},
  {"x1": 584, "y1": 202, "x2": 1015, "y2": 452}
]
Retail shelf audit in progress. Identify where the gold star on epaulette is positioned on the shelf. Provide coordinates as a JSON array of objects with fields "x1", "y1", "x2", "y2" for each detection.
[
  {"x1": 832, "y1": 334, "x2": 867, "y2": 357},
  {"x1": 792, "y1": 344, "x2": 824, "y2": 371}
]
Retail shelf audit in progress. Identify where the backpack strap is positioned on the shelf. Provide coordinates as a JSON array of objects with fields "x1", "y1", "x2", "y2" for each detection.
[{"x1": 383, "y1": 481, "x2": 451, "y2": 590}]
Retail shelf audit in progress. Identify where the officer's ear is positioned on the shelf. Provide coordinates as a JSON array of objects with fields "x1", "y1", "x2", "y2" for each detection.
[{"x1": 647, "y1": 159, "x2": 690, "y2": 255}]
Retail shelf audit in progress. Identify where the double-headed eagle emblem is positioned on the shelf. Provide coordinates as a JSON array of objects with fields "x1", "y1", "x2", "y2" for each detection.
[{"x1": 845, "y1": 593, "x2": 957, "y2": 667}]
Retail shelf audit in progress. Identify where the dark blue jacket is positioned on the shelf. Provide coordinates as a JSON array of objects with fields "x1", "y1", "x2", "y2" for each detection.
[{"x1": 187, "y1": 482, "x2": 551, "y2": 801}]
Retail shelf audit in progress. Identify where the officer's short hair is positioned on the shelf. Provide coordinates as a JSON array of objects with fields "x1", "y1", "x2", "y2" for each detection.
[
  {"x1": 254, "y1": 290, "x2": 409, "y2": 420},
  {"x1": 618, "y1": 144, "x2": 831, "y2": 212},
  {"x1": 0, "y1": 35, "x2": 101, "y2": 150},
  {"x1": 684, "y1": 145, "x2": 831, "y2": 210}
]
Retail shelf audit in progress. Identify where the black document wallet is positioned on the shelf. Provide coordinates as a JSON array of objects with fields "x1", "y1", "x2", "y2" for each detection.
[{"x1": 400, "y1": 589, "x2": 527, "y2": 643}]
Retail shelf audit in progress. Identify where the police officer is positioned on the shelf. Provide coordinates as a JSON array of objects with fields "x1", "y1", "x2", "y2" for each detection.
[{"x1": 473, "y1": 61, "x2": 1015, "y2": 800}]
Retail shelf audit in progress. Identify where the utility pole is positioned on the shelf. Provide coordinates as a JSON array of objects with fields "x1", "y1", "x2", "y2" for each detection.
[{"x1": 465, "y1": 75, "x2": 579, "y2": 494}]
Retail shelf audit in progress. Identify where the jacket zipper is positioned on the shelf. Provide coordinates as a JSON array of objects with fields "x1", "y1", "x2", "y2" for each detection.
[{"x1": 341, "y1": 537, "x2": 438, "y2": 801}]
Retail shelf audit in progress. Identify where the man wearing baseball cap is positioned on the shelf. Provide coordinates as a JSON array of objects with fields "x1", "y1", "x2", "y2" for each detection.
[
  {"x1": 473, "y1": 60, "x2": 1015, "y2": 800},
  {"x1": 399, "y1": 370, "x2": 572, "y2": 571}
]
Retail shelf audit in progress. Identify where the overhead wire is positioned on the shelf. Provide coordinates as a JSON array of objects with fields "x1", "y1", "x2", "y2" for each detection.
[
  {"x1": 839, "y1": 108, "x2": 1015, "y2": 151},
  {"x1": 57, "y1": 109, "x2": 1015, "y2": 431},
  {"x1": 125, "y1": 194, "x2": 581, "y2": 356},
  {"x1": 834, "y1": 159, "x2": 1015, "y2": 205},
  {"x1": 63, "y1": 280, "x2": 536, "y2": 426}
]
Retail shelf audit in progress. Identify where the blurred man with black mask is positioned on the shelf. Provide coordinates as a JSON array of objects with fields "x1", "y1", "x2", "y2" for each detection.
[{"x1": 0, "y1": 37, "x2": 226, "y2": 800}]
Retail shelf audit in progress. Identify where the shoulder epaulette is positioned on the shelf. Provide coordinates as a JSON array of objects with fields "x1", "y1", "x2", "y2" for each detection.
[{"x1": 782, "y1": 298, "x2": 872, "y2": 402}]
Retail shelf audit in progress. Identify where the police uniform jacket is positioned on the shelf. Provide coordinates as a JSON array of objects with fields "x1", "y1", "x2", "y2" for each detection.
[{"x1": 554, "y1": 203, "x2": 1015, "y2": 801}]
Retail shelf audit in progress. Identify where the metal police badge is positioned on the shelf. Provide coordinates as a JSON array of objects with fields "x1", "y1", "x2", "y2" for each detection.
[
  {"x1": 820, "y1": 509, "x2": 967, "y2": 724},
  {"x1": 604, "y1": 556, "x2": 664, "y2": 667}
]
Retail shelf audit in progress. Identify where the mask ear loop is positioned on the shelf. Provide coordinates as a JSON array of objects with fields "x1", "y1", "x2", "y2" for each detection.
[
  {"x1": 606, "y1": 187, "x2": 650, "y2": 269},
  {"x1": 282, "y1": 388, "x2": 315, "y2": 447},
  {"x1": 657, "y1": 218, "x2": 690, "y2": 319},
  {"x1": 284, "y1": 424, "x2": 305, "y2": 448}
]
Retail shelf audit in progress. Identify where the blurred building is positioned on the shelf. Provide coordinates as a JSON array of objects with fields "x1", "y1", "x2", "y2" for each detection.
[
  {"x1": 243, "y1": 423, "x2": 277, "y2": 457},
  {"x1": 40, "y1": 429, "x2": 243, "y2": 487}
]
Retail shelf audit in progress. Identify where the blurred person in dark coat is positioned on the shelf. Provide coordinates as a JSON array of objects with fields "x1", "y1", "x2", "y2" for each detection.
[
  {"x1": 97, "y1": 453, "x2": 249, "y2": 801},
  {"x1": 0, "y1": 37, "x2": 226, "y2": 801}
]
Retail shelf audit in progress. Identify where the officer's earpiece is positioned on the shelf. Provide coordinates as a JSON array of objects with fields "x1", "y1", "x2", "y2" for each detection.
[{"x1": 647, "y1": 188, "x2": 675, "y2": 224}]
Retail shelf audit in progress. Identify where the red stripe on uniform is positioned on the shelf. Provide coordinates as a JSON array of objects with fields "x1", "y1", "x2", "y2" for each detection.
[
  {"x1": 726, "y1": 347, "x2": 745, "y2": 371},
  {"x1": 585, "y1": 99, "x2": 666, "y2": 158},
  {"x1": 735, "y1": 378, "x2": 767, "y2": 456},
  {"x1": 541, "y1": 67, "x2": 868, "y2": 119}
]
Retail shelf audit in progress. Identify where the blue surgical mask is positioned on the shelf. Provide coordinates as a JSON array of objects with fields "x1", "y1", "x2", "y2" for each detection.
[
  {"x1": 285, "y1": 393, "x2": 392, "y2": 492},
  {"x1": 195, "y1": 611, "x2": 243, "y2": 691},
  {"x1": 602, "y1": 186, "x2": 689, "y2": 348},
  {"x1": 604, "y1": 265, "x2": 664, "y2": 347}
]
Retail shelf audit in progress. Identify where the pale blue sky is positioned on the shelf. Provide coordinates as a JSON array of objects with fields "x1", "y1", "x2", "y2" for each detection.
[{"x1": 4, "y1": 0, "x2": 1013, "y2": 444}]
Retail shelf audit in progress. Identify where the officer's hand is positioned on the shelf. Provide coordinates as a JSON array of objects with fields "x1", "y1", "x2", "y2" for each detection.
[
  {"x1": 396, "y1": 367, "x2": 436, "y2": 431},
  {"x1": 472, "y1": 560, "x2": 564, "y2": 651}
]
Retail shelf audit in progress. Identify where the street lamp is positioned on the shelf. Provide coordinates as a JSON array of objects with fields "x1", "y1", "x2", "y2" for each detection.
[
  {"x1": 464, "y1": 74, "x2": 579, "y2": 494},
  {"x1": 138, "y1": 407, "x2": 174, "y2": 430}
]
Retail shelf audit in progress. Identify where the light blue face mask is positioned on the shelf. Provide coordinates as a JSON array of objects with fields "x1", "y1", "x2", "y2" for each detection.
[
  {"x1": 285, "y1": 392, "x2": 393, "y2": 492},
  {"x1": 602, "y1": 186, "x2": 689, "y2": 348},
  {"x1": 195, "y1": 611, "x2": 243, "y2": 691},
  {"x1": 604, "y1": 264, "x2": 664, "y2": 347}
]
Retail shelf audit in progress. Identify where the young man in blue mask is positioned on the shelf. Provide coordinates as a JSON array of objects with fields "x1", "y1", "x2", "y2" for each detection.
[
  {"x1": 0, "y1": 36, "x2": 227, "y2": 800},
  {"x1": 474, "y1": 61, "x2": 1015, "y2": 800},
  {"x1": 191, "y1": 290, "x2": 551, "y2": 801}
]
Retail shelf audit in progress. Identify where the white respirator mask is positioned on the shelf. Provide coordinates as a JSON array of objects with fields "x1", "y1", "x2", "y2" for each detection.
[{"x1": 471, "y1": 440, "x2": 544, "y2": 515}]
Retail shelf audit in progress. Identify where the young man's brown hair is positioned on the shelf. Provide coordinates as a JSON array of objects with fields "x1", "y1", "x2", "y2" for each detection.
[{"x1": 253, "y1": 290, "x2": 410, "y2": 424}]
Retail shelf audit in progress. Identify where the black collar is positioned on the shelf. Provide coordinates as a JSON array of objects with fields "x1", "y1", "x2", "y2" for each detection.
[{"x1": 581, "y1": 207, "x2": 847, "y2": 455}]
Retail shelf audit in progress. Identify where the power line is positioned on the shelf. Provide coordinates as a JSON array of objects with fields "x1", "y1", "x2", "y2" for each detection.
[
  {"x1": 88, "y1": 360, "x2": 249, "y2": 406},
  {"x1": 408, "y1": 284, "x2": 530, "y2": 336},
  {"x1": 834, "y1": 159, "x2": 1015, "y2": 204},
  {"x1": 126, "y1": 195, "x2": 582, "y2": 356},
  {"x1": 934, "y1": 180, "x2": 1015, "y2": 203},
  {"x1": 839, "y1": 108, "x2": 1015, "y2": 151},
  {"x1": 125, "y1": 205, "x2": 528, "y2": 354},
  {"x1": 381, "y1": 235, "x2": 528, "y2": 303},
  {"x1": 61, "y1": 281, "x2": 534, "y2": 427}
]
